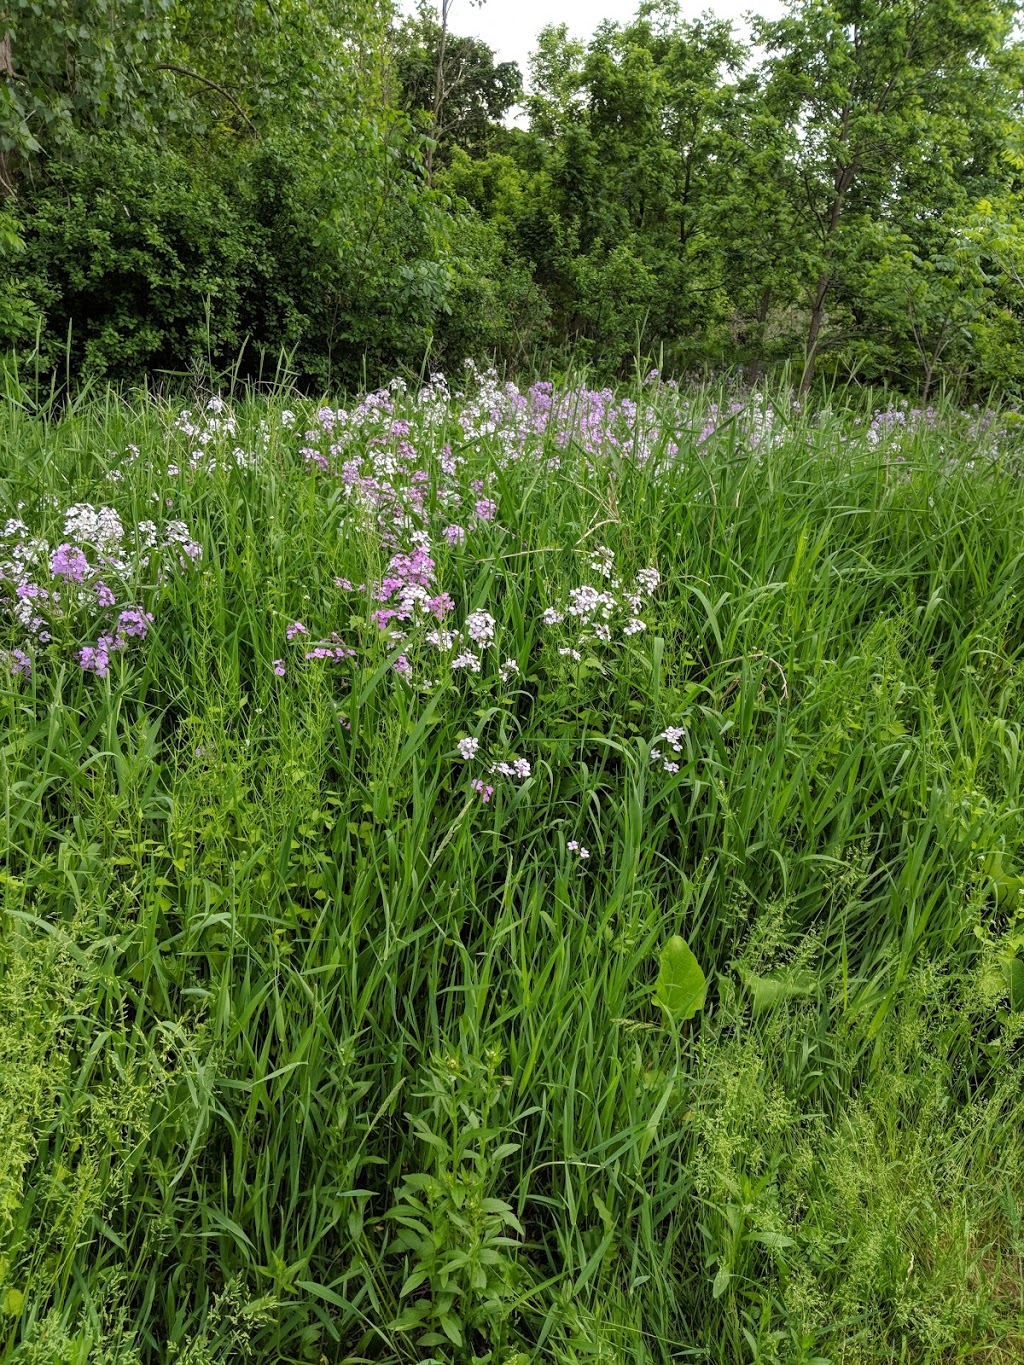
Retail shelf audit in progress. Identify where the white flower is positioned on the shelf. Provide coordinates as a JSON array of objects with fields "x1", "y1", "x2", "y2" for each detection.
[
  {"x1": 661, "y1": 725, "x2": 686, "y2": 752},
  {"x1": 457, "y1": 736, "x2": 480, "y2": 760},
  {"x1": 452, "y1": 650, "x2": 481, "y2": 672},
  {"x1": 623, "y1": 618, "x2": 647, "y2": 636},
  {"x1": 465, "y1": 610, "x2": 496, "y2": 645}
]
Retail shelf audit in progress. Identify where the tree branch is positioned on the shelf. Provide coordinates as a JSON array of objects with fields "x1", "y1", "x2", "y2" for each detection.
[{"x1": 154, "y1": 63, "x2": 257, "y2": 134}]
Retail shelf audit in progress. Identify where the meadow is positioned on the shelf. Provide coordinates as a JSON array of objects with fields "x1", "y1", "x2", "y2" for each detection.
[{"x1": 1, "y1": 367, "x2": 1023, "y2": 1364}]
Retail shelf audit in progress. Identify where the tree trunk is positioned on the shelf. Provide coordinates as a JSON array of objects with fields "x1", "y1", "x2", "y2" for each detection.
[
  {"x1": 799, "y1": 270, "x2": 830, "y2": 396},
  {"x1": 799, "y1": 156, "x2": 856, "y2": 397},
  {"x1": 425, "y1": 0, "x2": 450, "y2": 187}
]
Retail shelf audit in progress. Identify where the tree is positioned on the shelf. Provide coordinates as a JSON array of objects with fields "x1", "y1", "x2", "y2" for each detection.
[
  {"x1": 0, "y1": 0, "x2": 176, "y2": 193},
  {"x1": 394, "y1": 1, "x2": 521, "y2": 177},
  {"x1": 754, "y1": 0, "x2": 1021, "y2": 393}
]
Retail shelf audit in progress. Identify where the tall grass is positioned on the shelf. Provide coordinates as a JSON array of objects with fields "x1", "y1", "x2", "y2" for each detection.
[{"x1": 1, "y1": 378, "x2": 1023, "y2": 1364}]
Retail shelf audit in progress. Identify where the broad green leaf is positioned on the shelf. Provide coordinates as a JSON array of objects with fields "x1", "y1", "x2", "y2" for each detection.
[
  {"x1": 654, "y1": 935, "x2": 707, "y2": 1024},
  {"x1": 737, "y1": 965, "x2": 816, "y2": 1014}
]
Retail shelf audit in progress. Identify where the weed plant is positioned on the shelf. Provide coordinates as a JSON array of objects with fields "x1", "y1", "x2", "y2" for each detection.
[{"x1": 1, "y1": 373, "x2": 1023, "y2": 1363}]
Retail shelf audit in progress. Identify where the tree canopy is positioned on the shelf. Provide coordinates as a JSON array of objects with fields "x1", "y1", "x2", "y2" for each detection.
[{"x1": 1, "y1": 0, "x2": 1023, "y2": 393}]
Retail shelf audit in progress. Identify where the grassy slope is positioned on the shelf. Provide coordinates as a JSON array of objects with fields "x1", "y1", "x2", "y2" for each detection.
[{"x1": 1, "y1": 381, "x2": 1023, "y2": 1364}]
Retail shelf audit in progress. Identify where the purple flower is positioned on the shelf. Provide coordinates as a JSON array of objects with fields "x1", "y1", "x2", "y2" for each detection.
[
  {"x1": 474, "y1": 498, "x2": 497, "y2": 522},
  {"x1": 393, "y1": 654, "x2": 412, "y2": 678},
  {"x1": 3, "y1": 649, "x2": 31, "y2": 680},
  {"x1": 443, "y1": 525, "x2": 466, "y2": 547},
  {"x1": 95, "y1": 582, "x2": 116, "y2": 607},
  {"x1": 273, "y1": 659, "x2": 287, "y2": 677},
  {"x1": 286, "y1": 621, "x2": 308, "y2": 641},
  {"x1": 471, "y1": 779, "x2": 495, "y2": 804},
  {"x1": 80, "y1": 634, "x2": 118, "y2": 677},
  {"x1": 50, "y1": 543, "x2": 90, "y2": 582},
  {"x1": 426, "y1": 592, "x2": 455, "y2": 620},
  {"x1": 116, "y1": 608, "x2": 153, "y2": 640}
]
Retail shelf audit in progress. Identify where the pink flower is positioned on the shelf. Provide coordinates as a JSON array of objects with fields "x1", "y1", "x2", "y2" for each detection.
[{"x1": 273, "y1": 659, "x2": 286, "y2": 677}]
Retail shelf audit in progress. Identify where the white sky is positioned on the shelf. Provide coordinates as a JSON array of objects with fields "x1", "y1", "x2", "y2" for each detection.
[{"x1": 397, "y1": 0, "x2": 788, "y2": 88}]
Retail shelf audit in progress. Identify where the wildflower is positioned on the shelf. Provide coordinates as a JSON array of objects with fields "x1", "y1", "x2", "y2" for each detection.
[
  {"x1": 541, "y1": 608, "x2": 564, "y2": 626},
  {"x1": 426, "y1": 592, "x2": 455, "y2": 620},
  {"x1": 558, "y1": 647, "x2": 582, "y2": 662},
  {"x1": 474, "y1": 498, "x2": 497, "y2": 522},
  {"x1": 661, "y1": 725, "x2": 686, "y2": 752},
  {"x1": 50, "y1": 544, "x2": 90, "y2": 582},
  {"x1": 80, "y1": 634, "x2": 118, "y2": 677},
  {"x1": 471, "y1": 778, "x2": 495, "y2": 804},
  {"x1": 636, "y1": 567, "x2": 660, "y2": 594},
  {"x1": 489, "y1": 758, "x2": 531, "y2": 781},
  {"x1": 451, "y1": 650, "x2": 481, "y2": 672},
  {"x1": 286, "y1": 621, "x2": 309, "y2": 641},
  {"x1": 273, "y1": 659, "x2": 287, "y2": 677},
  {"x1": 2, "y1": 649, "x2": 31, "y2": 680},
  {"x1": 95, "y1": 582, "x2": 116, "y2": 607},
  {"x1": 465, "y1": 610, "x2": 496, "y2": 646},
  {"x1": 457, "y1": 736, "x2": 480, "y2": 760},
  {"x1": 567, "y1": 840, "x2": 591, "y2": 859},
  {"x1": 64, "y1": 504, "x2": 124, "y2": 549},
  {"x1": 499, "y1": 658, "x2": 519, "y2": 682},
  {"x1": 443, "y1": 524, "x2": 466, "y2": 546},
  {"x1": 589, "y1": 545, "x2": 615, "y2": 578},
  {"x1": 116, "y1": 608, "x2": 153, "y2": 640},
  {"x1": 568, "y1": 585, "x2": 602, "y2": 618},
  {"x1": 393, "y1": 654, "x2": 413, "y2": 678},
  {"x1": 663, "y1": 761, "x2": 680, "y2": 774},
  {"x1": 305, "y1": 643, "x2": 356, "y2": 662},
  {"x1": 623, "y1": 618, "x2": 647, "y2": 636}
]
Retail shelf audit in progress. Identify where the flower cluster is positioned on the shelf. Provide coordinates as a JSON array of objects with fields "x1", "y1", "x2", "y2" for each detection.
[
  {"x1": 650, "y1": 725, "x2": 686, "y2": 774},
  {"x1": 541, "y1": 547, "x2": 660, "y2": 659},
  {"x1": 1, "y1": 503, "x2": 201, "y2": 680}
]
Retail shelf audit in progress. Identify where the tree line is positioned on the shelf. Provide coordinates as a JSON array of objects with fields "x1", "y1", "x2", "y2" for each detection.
[{"x1": 1, "y1": 0, "x2": 1023, "y2": 394}]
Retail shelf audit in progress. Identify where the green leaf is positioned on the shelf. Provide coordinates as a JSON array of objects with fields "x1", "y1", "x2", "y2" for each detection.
[
  {"x1": 737, "y1": 965, "x2": 816, "y2": 1014},
  {"x1": 654, "y1": 935, "x2": 706, "y2": 1024},
  {"x1": 712, "y1": 1265, "x2": 730, "y2": 1299}
]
